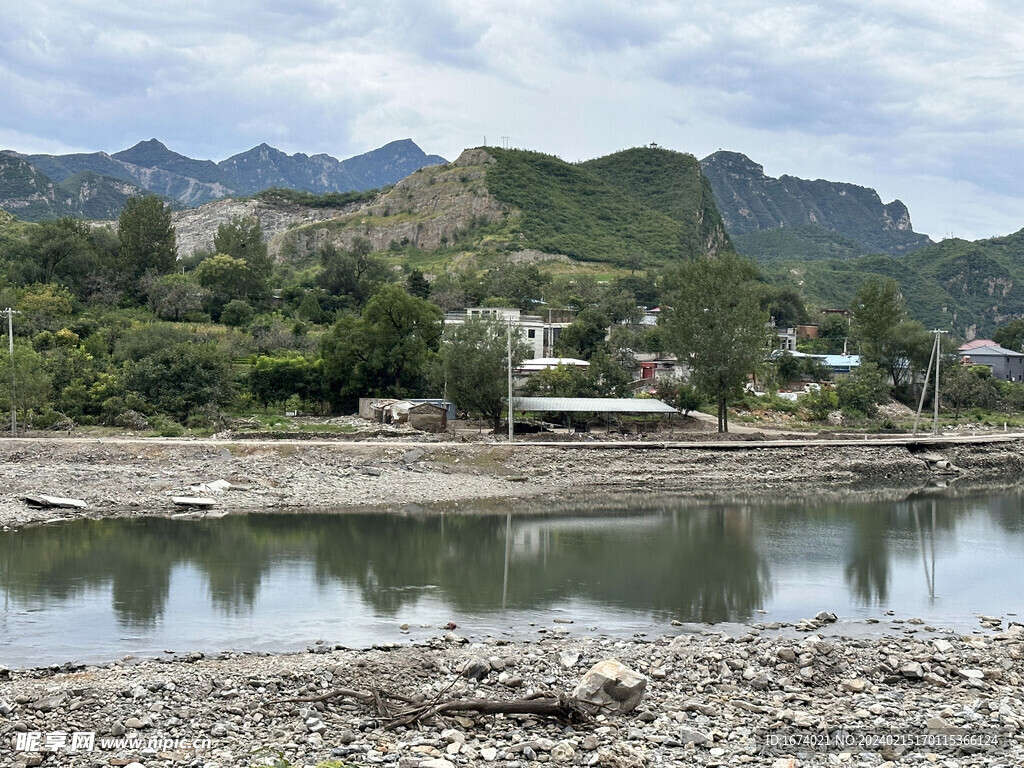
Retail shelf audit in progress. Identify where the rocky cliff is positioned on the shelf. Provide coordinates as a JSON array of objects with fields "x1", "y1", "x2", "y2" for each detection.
[
  {"x1": 700, "y1": 150, "x2": 931, "y2": 256},
  {"x1": 272, "y1": 149, "x2": 509, "y2": 258}
]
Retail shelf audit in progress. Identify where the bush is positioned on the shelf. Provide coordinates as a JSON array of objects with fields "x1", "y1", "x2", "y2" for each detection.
[
  {"x1": 220, "y1": 299, "x2": 255, "y2": 328},
  {"x1": 802, "y1": 387, "x2": 839, "y2": 421},
  {"x1": 835, "y1": 363, "x2": 889, "y2": 416}
]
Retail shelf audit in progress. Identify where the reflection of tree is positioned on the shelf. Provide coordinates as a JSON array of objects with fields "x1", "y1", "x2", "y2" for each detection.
[
  {"x1": 844, "y1": 508, "x2": 892, "y2": 605},
  {"x1": 3, "y1": 489, "x2": 1024, "y2": 630}
]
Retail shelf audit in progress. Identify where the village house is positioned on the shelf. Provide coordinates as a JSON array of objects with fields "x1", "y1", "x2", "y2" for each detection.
[{"x1": 957, "y1": 340, "x2": 1024, "y2": 382}]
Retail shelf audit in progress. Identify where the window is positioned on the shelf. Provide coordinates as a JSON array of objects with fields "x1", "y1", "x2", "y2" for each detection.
[{"x1": 527, "y1": 329, "x2": 536, "y2": 339}]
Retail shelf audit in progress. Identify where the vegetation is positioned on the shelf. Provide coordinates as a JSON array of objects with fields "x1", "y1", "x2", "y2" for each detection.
[
  {"x1": 580, "y1": 146, "x2": 729, "y2": 257},
  {"x1": 662, "y1": 252, "x2": 771, "y2": 432},
  {"x1": 253, "y1": 187, "x2": 383, "y2": 209},
  {"x1": 436, "y1": 317, "x2": 529, "y2": 429},
  {"x1": 483, "y1": 148, "x2": 698, "y2": 265}
]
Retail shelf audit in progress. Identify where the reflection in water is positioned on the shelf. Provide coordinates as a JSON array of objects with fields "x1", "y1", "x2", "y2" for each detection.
[{"x1": 1, "y1": 490, "x2": 1022, "y2": 662}]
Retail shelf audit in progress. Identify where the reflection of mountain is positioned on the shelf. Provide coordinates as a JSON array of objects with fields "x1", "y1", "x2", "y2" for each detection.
[{"x1": 0, "y1": 491, "x2": 1020, "y2": 628}]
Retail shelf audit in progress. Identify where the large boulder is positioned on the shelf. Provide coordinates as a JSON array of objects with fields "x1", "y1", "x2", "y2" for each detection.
[{"x1": 571, "y1": 659, "x2": 647, "y2": 715}]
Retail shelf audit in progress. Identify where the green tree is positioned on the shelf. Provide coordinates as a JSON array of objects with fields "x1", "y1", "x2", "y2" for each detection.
[
  {"x1": 316, "y1": 239, "x2": 391, "y2": 309},
  {"x1": 993, "y1": 320, "x2": 1024, "y2": 352},
  {"x1": 554, "y1": 307, "x2": 609, "y2": 359},
  {"x1": 851, "y1": 277, "x2": 929, "y2": 390},
  {"x1": 584, "y1": 349, "x2": 632, "y2": 397},
  {"x1": 213, "y1": 216, "x2": 270, "y2": 303},
  {"x1": 220, "y1": 299, "x2": 254, "y2": 328},
  {"x1": 654, "y1": 377, "x2": 704, "y2": 416},
  {"x1": 247, "y1": 354, "x2": 322, "y2": 410},
  {"x1": 406, "y1": 268, "x2": 432, "y2": 300},
  {"x1": 195, "y1": 254, "x2": 251, "y2": 320},
  {"x1": 437, "y1": 317, "x2": 530, "y2": 429},
  {"x1": 147, "y1": 273, "x2": 206, "y2": 322},
  {"x1": 25, "y1": 218, "x2": 96, "y2": 288},
  {"x1": 943, "y1": 363, "x2": 998, "y2": 418},
  {"x1": 124, "y1": 341, "x2": 233, "y2": 422},
  {"x1": 0, "y1": 341, "x2": 53, "y2": 426},
  {"x1": 835, "y1": 363, "x2": 889, "y2": 416},
  {"x1": 320, "y1": 285, "x2": 443, "y2": 410},
  {"x1": 662, "y1": 252, "x2": 771, "y2": 432},
  {"x1": 523, "y1": 363, "x2": 590, "y2": 397},
  {"x1": 116, "y1": 195, "x2": 177, "y2": 291}
]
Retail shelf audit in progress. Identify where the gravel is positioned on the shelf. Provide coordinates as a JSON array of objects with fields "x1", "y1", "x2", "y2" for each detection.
[
  {"x1": 1, "y1": 622, "x2": 1022, "y2": 767},
  {"x1": 3, "y1": 436, "x2": 1024, "y2": 529}
]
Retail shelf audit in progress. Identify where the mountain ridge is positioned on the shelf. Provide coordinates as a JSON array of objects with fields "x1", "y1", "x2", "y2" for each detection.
[
  {"x1": 0, "y1": 138, "x2": 447, "y2": 220},
  {"x1": 700, "y1": 150, "x2": 932, "y2": 257}
]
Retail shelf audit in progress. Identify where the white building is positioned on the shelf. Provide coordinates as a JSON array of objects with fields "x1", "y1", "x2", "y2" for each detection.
[{"x1": 444, "y1": 307, "x2": 571, "y2": 359}]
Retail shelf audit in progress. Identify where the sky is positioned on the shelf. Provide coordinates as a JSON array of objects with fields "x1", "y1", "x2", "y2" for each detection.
[{"x1": 2, "y1": 0, "x2": 1023, "y2": 241}]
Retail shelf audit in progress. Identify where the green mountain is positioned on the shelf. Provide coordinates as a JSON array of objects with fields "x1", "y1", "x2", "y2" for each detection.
[
  {"x1": 733, "y1": 225, "x2": 865, "y2": 261},
  {"x1": 764, "y1": 230, "x2": 1024, "y2": 336},
  {"x1": 580, "y1": 146, "x2": 731, "y2": 257},
  {"x1": 700, "y1": 150, "x2": 932, "y2": 257},
  {"x1": 274, "y1": 147, "x2": 730, "y2": 267}
]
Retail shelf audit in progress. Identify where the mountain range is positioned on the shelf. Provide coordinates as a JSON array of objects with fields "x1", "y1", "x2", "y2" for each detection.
[
  {"x1": 0, "y1": 138, "x2": 447, "y2": 220},
  {"x1": 700, "y1": 150, "x2": 932, "y2": 257}
]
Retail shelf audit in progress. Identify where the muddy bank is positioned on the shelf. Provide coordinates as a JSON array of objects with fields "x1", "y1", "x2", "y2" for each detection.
[
  {"x1": 2, "y1": 436, "x2": 1024, "y2": 528},
  {"x1": 1, "y1": 619, "x2": 1021, "y2": 767}
]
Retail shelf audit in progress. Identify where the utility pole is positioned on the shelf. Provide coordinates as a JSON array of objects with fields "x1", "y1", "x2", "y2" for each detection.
[
  {"x1": 507, "y1": 320, "x2": 514, "y2": 444},
  {"x1": 1, "y1": 308, "x2": 20, "y2": 437},
  {"x1": 912, "y1": 329, "x2": 947, "y2": 436}
]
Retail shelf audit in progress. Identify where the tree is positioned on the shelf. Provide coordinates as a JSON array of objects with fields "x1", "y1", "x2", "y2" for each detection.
[
  {"x1": 943, "y1": 363, "x2": 998, "y2": 418},
  {"x1": 662, "y1": 252, "x2": 771, "y2": 432},
  {"x1": 25, "y1": 218, "x2": 96, "y2": 288},
  {"x1": 438, "y1": 317, "x2": 530, "y2": 429},
  {"x1": 761, "y1": 286, "x2": 808, "y2": 328},
  {"x1": 0, "y1": 341, "x2": 52, "y2": 425},
  {"x1": 124, "y1": 341, "x2": 233, "y2": 422},
  {"x1": 316, "y1": 239, "x2": 391, "y2": 309},
  {"x1": 320, "y1": 285, "x2": 443, "y2": 410},
  {"x1": 851, "y1": 277, "x2": 909, "y2": 388},
  {"x1": 247, "y1": 354, "x2": 322, "y2": 409},
  {"x1": 116, "y1": 195, "x2": 176, "y2": 290},
  {"x1": 195, "y1": 254, "x2": 251, "y2": 320},
  {"x1": 220, "y1": 299, "x2": 254, "y2": 328},
  {"x1": 147, "y1": 273, "x2": 206, "y2": 322},
  {"x1": 993, "y1": 320, "x2": 1024, "y2": 352},
  {"x1": 214, "y1": 216, "x2": 271, "y2": 303},
  {"x1": 835, "y1": 363, "x2": 889, "y2": 416},
  {"x1": 406, "y1": 268, "x2": 431, "y2": 300},
  {"x1": 554, "y1": 307, "x2": 609, "y2": 360}
]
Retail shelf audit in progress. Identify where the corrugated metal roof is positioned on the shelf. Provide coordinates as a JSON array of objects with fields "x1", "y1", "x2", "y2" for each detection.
[{"x1": 512, "y1": 397, "x2": 677, "y2": 413}]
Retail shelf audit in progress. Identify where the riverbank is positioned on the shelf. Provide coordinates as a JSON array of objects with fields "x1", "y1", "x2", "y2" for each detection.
[
  {"x1": 2, "y1": 435, "x2": 1024, "y2": 529},
  {"x1": 1, "y1": 619, "x2": 1021, "y2": 768}
]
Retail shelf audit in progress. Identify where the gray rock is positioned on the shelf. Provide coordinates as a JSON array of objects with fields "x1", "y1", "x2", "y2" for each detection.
[
  {"x1": 900, "y1": 662, "x2": 924, "y2": 679},
  {"x1": 572, "y1": 659, "x2": 647, "y2": 715},
  {"x1": 110, "y1": 720, "x2": 126, "y2": 737},
  {"x1": 678, "y1": 728, "x2": 710, "y2": 746},
  {"x1": 462, "y1": 658, "x2": 491, "y2": 680}
]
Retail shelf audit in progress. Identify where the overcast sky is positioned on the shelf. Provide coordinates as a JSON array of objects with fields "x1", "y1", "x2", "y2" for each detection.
[{"x1": 3, "y1": 0, "x2": 1022, "y2": 240}]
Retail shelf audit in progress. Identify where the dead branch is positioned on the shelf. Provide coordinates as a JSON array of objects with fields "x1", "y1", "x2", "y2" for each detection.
[{"x1": 385, "y1": 695, "x2": 590, "y2": 731}]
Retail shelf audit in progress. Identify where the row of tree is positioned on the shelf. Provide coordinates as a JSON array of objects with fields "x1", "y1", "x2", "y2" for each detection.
[{"x1": 2, "y1": 192, "x2": 1021, "y2": 433}]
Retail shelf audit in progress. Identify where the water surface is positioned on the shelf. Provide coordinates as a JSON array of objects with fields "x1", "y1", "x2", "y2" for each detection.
[{"x1": 1, "y1": 490, "x2": 1022, "y2": 666}]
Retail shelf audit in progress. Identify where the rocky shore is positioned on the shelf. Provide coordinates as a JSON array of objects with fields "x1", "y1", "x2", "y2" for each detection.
[
  {"x1": 3, "y1": 434, "x2": 1024, "y2": 767},
  {"x1": 2, "y1": 435, "x2": 1024, "y2": 529},
  {"x1": 2, "y1": 618, "x2": 1022, "y2": 768}
]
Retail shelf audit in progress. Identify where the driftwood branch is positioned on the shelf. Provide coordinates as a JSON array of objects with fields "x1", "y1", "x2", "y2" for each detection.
[
  {"x1": 385, "y1": 695, "x2": 590, "y2": 730},
  {"x1": 272, "y1": 685, "x2": 591, "y2": 730}
]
